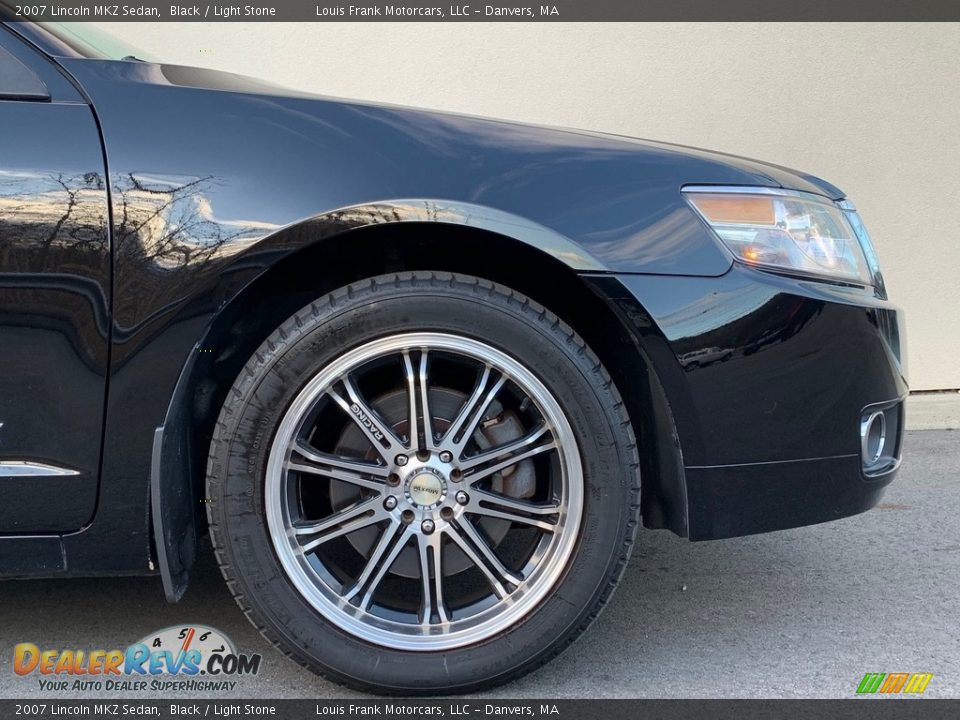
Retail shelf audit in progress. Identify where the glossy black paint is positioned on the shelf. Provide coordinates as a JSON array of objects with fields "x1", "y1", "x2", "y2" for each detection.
[
  {"x1": 590, "y1": 266, "x2": 907, "y2": 466},
  {"x1": 0, "y1": 22, "x2": 906, "y2": 581},
  {"x1": 584, "y1": 265, "x2": 906, "y2": 538},
  {"x1": 0, "y1": 40, "x2": 110, "y2": 533}
]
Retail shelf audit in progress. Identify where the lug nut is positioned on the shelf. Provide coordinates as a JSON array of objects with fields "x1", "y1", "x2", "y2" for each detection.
[
  {"x1": 421, "y1": 519, "x2": 435, "y2": 535},
  {"x1": 395, "y1": 455, "x2": 409, "y2": 466},
  {"x1": 439, "y1": 451, "x2": 453, "y2": 463},
  {"x1": 383, "y1": 496, "x2": 398, "y2": 510},
  {"x1": 455, "y1": 491, "x2": 469, "y2": 505}
]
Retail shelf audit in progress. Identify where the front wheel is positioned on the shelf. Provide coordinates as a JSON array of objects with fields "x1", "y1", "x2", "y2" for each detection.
[{"x1": 206, "y1": 272, "x2": 640, "y2": 694}]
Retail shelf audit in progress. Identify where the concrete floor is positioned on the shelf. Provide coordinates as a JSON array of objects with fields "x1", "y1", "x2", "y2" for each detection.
[{"x1": 1, "y1": 429, "x2": 956, "y2": 699}]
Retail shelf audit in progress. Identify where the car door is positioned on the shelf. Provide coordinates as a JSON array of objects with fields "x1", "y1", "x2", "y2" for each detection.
[{"x1": 0, "y1": 26, "x2": 110, "y2": 532}]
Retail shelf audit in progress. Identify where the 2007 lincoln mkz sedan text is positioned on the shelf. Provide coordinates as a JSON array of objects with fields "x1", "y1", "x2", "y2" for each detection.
[{"x1": 0, "y1": 17, "x2": 906, "y2": 694}]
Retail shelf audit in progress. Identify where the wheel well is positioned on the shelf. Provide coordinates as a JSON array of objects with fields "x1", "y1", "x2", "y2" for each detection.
[{"x1": 181, "y1": 223, "x2": 687, "y2": 537}]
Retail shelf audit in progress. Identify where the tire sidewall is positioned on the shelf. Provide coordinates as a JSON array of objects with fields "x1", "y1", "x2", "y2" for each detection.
[{"x1": 208, "y1": 275, "x2": 637, "y2": 693}]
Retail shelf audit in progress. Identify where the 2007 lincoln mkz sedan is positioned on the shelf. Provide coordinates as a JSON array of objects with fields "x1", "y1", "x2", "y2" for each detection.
[{"x1": 0, "y1": 17, "x2": 906, "y2": 694}]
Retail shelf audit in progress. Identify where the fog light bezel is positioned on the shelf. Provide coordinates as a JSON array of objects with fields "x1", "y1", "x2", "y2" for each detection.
[
  {"x1": 860, "y1": 410, "x2": 887, "y2": 466},
  {"x1": 858, "y1": 399, "x2": 904, "y2": 478}
]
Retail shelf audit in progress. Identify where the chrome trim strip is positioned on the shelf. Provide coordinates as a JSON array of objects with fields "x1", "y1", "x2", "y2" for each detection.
[
  {"x1": 0, "y1": 461, "x2": 82, "y2": 477},
  {"x1": 681, "y1": 184, "x2": 838, "y2": 203}
]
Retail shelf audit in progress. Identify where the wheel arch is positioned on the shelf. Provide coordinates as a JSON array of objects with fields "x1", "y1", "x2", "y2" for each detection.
[{"x1": 151, "y1": 204, "x2": 687, "y2": 601}]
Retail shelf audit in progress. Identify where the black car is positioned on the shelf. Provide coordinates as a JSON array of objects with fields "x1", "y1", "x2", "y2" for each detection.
[{"x1": 0, "y1": 19, "x2": 906, "y2": 694}]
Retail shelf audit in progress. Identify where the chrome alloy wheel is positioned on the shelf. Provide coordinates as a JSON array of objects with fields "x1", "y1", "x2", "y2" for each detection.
[{"x1": 265, "y1": 332, "x2": 583, "y2": 651}]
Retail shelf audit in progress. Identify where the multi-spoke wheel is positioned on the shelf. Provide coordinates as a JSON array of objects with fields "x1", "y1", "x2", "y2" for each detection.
[
  {"x1": 207, "y1": 272, "x2": 640, "y2": 694},
  {"x1": 267, "y1": 333, "x2": 581, "y2": 649}
]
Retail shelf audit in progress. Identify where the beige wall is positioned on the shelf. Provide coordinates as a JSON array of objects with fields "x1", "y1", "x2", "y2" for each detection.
[{"x1": 98, "y1": 22, "x2": 960, "y2": 390}]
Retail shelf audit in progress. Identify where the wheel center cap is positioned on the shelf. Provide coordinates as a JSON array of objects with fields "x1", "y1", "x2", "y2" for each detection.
[{"x1": 406, "y1": 469, "x2": 446, "y2": 508}]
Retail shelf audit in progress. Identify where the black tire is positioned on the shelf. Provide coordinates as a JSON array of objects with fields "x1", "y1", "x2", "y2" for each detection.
[{"x1": 206, "y1": 271, "x2": 640, "y2": 694}]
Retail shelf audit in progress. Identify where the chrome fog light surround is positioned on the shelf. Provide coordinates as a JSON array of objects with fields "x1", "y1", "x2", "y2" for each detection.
[{"x1": 860, "y1": 410, "x2": 887, "y2": 466}]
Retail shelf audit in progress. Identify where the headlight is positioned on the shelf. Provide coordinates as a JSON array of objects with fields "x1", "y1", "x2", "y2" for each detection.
[{"x1": 684, "y1": 186, "x2": 874, "y2": 285}]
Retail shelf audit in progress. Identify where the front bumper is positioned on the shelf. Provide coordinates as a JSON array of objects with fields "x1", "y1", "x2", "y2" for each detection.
[{"x1": 592, "y1": 264, "x2": 907, "y2": 540}]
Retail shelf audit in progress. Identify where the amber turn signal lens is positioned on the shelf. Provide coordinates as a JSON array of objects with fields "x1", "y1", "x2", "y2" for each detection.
[{"x1": 688, "y1": 195, "x2": 775, "y2": 225}]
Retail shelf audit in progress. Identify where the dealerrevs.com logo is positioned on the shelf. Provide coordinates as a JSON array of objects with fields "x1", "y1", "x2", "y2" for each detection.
[{"x1": 13, "y1": 625, "x2": 262, "y2": 693}]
